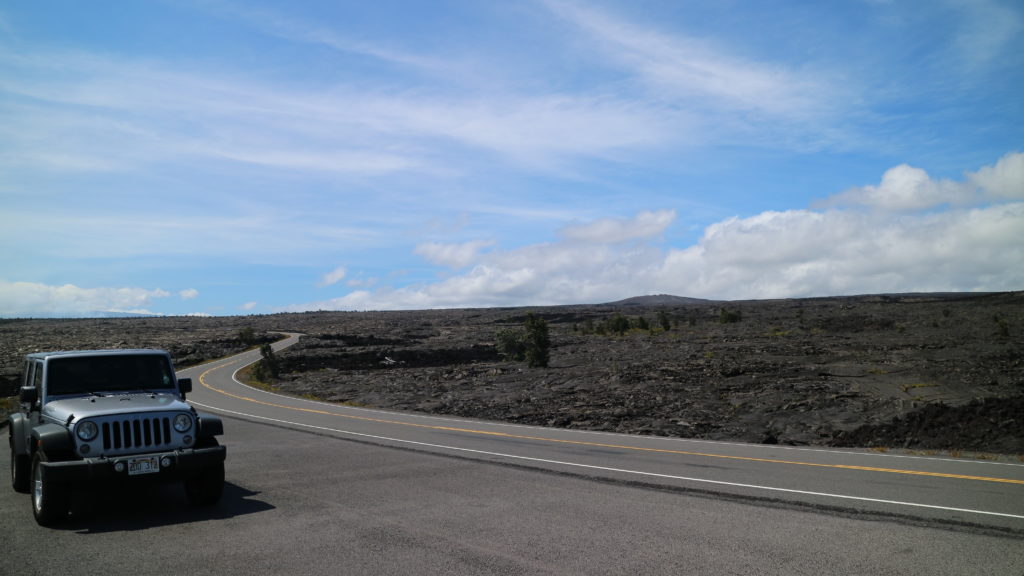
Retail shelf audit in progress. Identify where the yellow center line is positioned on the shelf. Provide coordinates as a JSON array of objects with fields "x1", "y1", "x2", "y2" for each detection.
[{"x1": 198, "y1": 362, "x2": 1024, "y2": 486}]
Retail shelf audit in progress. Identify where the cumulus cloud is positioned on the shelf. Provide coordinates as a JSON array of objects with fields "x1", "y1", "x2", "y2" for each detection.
[
  {"x1": 317, "y1": 266, "x2": 347, "y2": 287},
  {"x1": 0, "y1": 281, "x2": 171, "y2": 317},
  {"x1": 819, "y1": 152, "x2": 1023, "y2": 211},
  {"x1": 179, "y1": 288, "x2": 199, "y2": 299},
  {"x1": 284, "y1": 152, "x2": 1024, "y2": 311},
  {"x1": 968, "y1": 151, "x2": 1024, "y2": 200},
  {"x1": 658, "y1": 203, "x2": 1024, "y2": 299}
]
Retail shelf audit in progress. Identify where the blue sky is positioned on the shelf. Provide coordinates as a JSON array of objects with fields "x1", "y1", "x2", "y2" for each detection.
[{"x1": 1, "y1": 0, "x2": 1022, "y2": 317}]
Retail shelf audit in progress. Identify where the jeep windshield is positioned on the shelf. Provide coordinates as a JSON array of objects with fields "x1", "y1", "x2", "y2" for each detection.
[{"x1": 46, "y1": 354, "x2": 176, "y2": 396}]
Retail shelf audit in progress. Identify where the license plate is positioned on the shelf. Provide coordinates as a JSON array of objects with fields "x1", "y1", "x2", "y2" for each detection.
[{"x1": 127, "y1": 456, "x2": 160, "y2": 476}]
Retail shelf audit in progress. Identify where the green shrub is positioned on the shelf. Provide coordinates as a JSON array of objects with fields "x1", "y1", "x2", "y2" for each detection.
[
  {"x1": 524, "y1": 313, "x2": 550, "y2": 368},
  {"x1": 252, "y1": 343, "x2": 280, "y2": 381},
  {"x1": 606, "y1": 313, "x2": 630, "y2": 335},
  {"x1": 719, "y1": 308, "x2": 742, "y2": 324},
  {"x1": 657, "y1": 311, "x2": 671, "y2": 332},
  {"x1": 495, "y1": 313, "x2": 550, "y2": 368},
  {"x1": 495, "y1": 328, "x2": 527, "y2": 361}
]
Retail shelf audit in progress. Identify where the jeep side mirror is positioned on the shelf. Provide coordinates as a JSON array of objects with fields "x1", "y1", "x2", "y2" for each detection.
[
  {"x1": 178, "y1": 377, "x2": 192, "y2": 398},
  {"x1": 19, "y1": 386, "x2": 38, "y2": 405}
]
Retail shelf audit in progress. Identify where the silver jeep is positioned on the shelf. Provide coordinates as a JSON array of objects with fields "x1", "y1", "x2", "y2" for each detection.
[{"x1": 7, "y1": 349, "x2": 226, "y2": 526}]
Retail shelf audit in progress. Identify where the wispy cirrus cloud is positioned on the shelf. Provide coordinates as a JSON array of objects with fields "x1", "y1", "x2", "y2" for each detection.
[
  {"x1": 540, "y1": 0, "x2": 834, "y2": 120},
  {"x1": 0, "y1": 48, "x2": 673, "y2": 178},
  {"x1": 200, "y1": 0, "x2": 457, "y2": 74}
]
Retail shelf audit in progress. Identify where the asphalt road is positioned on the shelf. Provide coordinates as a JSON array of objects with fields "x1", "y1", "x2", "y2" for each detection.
[{"x1": 3, "y1": 334, "x2": 1023, "y2": 575}]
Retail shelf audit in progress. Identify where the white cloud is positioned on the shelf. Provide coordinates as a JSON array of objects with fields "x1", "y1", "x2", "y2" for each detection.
[
  {"x1": 240, "y1": 301, "x2": 258, "y2": 311},
  {"x1": 317, "y1": 267, "x2": 347, "y2": 287},
  {"x1": 541, "y1": 0, "x2": 832, "y2": 120},
  {"x1": 968, "y1": 151, "x2": 1024, "y2": 199},
  {"x1": 283, "y1": 153, "x2": 1024, "y2": 310},
  {"x1": 659, "y1": 203, "x2": 1024, "y2": 299},
  {"x1": 0, "y1": 280, "x2": 171, "y2": 317},
  {"x1": 179, "y1": 288, "x2": 199, "y2": 299},
  {"x1": 560, "y1": 210, "x2": 675, "y2": 243},
  {"x1": 0, "y1": 48, "x2": 674, "y2": 179},
  {"x1": 819, "y1": 151, "x2": 1024, "y2": 211},
  {"x1": 414, "y1": 240, "x2": 494, "y2": 269}
]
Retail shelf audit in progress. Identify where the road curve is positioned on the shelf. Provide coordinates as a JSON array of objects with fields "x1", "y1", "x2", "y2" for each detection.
[
  {"x1": 4, "y1": 334, "x2": 1022, "y2": 575},
  {"x1": 184, "y1": 334, "x2": 1024, "y2": 531}
]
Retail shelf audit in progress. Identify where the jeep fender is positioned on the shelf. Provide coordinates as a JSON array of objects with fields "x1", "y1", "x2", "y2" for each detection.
[
  {"x1": 9, "y1": 413, "x2": 30, "y2": 456},
  {"x1": 30, "y1": 424, "x2": 74, "y2": 459},
  {"x1": 196, "y1": 413, "x2": 223, "y2": 438}
]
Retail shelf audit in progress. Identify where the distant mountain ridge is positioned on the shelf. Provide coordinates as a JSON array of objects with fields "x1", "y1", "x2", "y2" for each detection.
[{"x1": 603, "y1": 294, "x2": 718, "y2": 306}]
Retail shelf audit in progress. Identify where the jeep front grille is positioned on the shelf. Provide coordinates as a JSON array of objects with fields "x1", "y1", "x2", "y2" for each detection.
[{"x1": 102, "y1": 417, "x2": 173, "y2": 450}]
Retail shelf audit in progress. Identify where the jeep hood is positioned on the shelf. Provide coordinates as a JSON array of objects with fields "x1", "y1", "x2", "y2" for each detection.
[{"x1": 42, "y1": 393, "x2": 192, "y2": 423}]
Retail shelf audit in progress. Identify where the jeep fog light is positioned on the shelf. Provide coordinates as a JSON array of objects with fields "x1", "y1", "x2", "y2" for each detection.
[
  {"x1": 76, "y1": 420, "x2": 99, "y2": 442},
  {"x1": 173, "y1": 414, "x2": 193, "y2": 433},
  {"x1": 114, "y1": 461, "x2": 126, "y2": 473},
  {"x1": 161, "y1": 456, "x2": 172, "y2": 468}
]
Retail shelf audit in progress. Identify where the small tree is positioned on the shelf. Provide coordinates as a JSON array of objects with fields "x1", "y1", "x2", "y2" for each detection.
[
  {"x1": 252, "y1": 343, "x2": 279, "y2": 381},
  {"x1": 238, "y1": 327, "x2": 256, "y2": 346},
  {"x1": 657, "y1": 310, "x2": 671, "y2": 332},
  {"x1": 524, "y1": 313, "x2": 550, "y2": 368},
  {"x1": 606, "y1": 313, "x2": 630, "y2": 335},
  {"x1": 719, "y1": 308, "x2": 743, "y2": 324},
  {"x1": 495, "y1": 328, "x2": 527, "y2": 361},
  {"x1": 495, "y1": 313, "x2": 551, "y2": 368}
]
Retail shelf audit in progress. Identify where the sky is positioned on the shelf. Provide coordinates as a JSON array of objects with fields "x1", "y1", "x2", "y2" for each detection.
[{"x1": 1, "y1": 0, "x2": 1022, "y2": 317}]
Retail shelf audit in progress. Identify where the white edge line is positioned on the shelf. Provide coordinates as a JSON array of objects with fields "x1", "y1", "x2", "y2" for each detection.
[{"x1": 188, "y1": 399, "x2": 1024, "y2": 522}]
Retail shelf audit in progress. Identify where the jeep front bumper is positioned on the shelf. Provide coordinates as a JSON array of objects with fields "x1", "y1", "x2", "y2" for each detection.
[{"x1": 39, "y1": 445, "x2": 226, "y2": 483}]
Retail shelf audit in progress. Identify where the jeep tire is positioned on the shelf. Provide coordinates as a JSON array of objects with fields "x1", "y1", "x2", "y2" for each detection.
[
  {"x1": 31, "y1": 453, "x2": 70, "y2": 526},
  {"x1": 184, "y1": 437, "x2": 224, "y2": 506},
  {"x1": 9, "y1": 436, "x2": 30, "y2": 493},
  {"x1": 184, "y1": 461, "x2": 225, "y2": 506}
]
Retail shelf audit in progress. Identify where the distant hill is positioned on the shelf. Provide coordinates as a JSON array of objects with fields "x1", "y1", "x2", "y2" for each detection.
[{"x1": 603, "y1": 294, "x2": 718, "y2": 306}]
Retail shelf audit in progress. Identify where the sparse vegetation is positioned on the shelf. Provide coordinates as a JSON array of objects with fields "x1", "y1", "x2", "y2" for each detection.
[
  {"x1": 251, "y1": 343, "x2": 280, "y2": 381},
  {"x1": 1, "y1": 395, "x2": 18, "y2": 419},
  {"x1": 657, "y1": 310, "x2": 671, "y2": 332},
  {"x1": 238, "y1": 327, "x2": 257, "y2": 346},
  {"x1": 719, "y1": 308, "x2": 742, "y2": 324},
  {"x1": 523, "y1": 313, "x2": 550, "y2": 368},
  {"x1": 495, "y1": 328, "x2": 527, "y2": 361},
  {"x1": 994, "y1": 315, "x2": 1010, "y2": 338},
  {"x1": 495, "y1": 313, "x2": 550, "y2": 368}
]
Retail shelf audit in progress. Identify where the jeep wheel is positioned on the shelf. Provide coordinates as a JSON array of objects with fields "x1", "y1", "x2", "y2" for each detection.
[
  {"x1": 184, "y1": 461, "x2": 225, "y2": 506},
  {"x1": 10, "y1": 439, "x2": 29, "y2": 493},
  {"x1": 31, "y1": 453, "x2": 70, "y2": 526}
]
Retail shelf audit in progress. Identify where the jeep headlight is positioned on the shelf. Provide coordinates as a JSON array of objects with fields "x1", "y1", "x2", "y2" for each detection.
[
  {"x1": 76, "y1": 420, "x2": 99, "y2": 442},
  {"x1": 173, "y1": 413, "x2": 193, "y2": 433}
]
